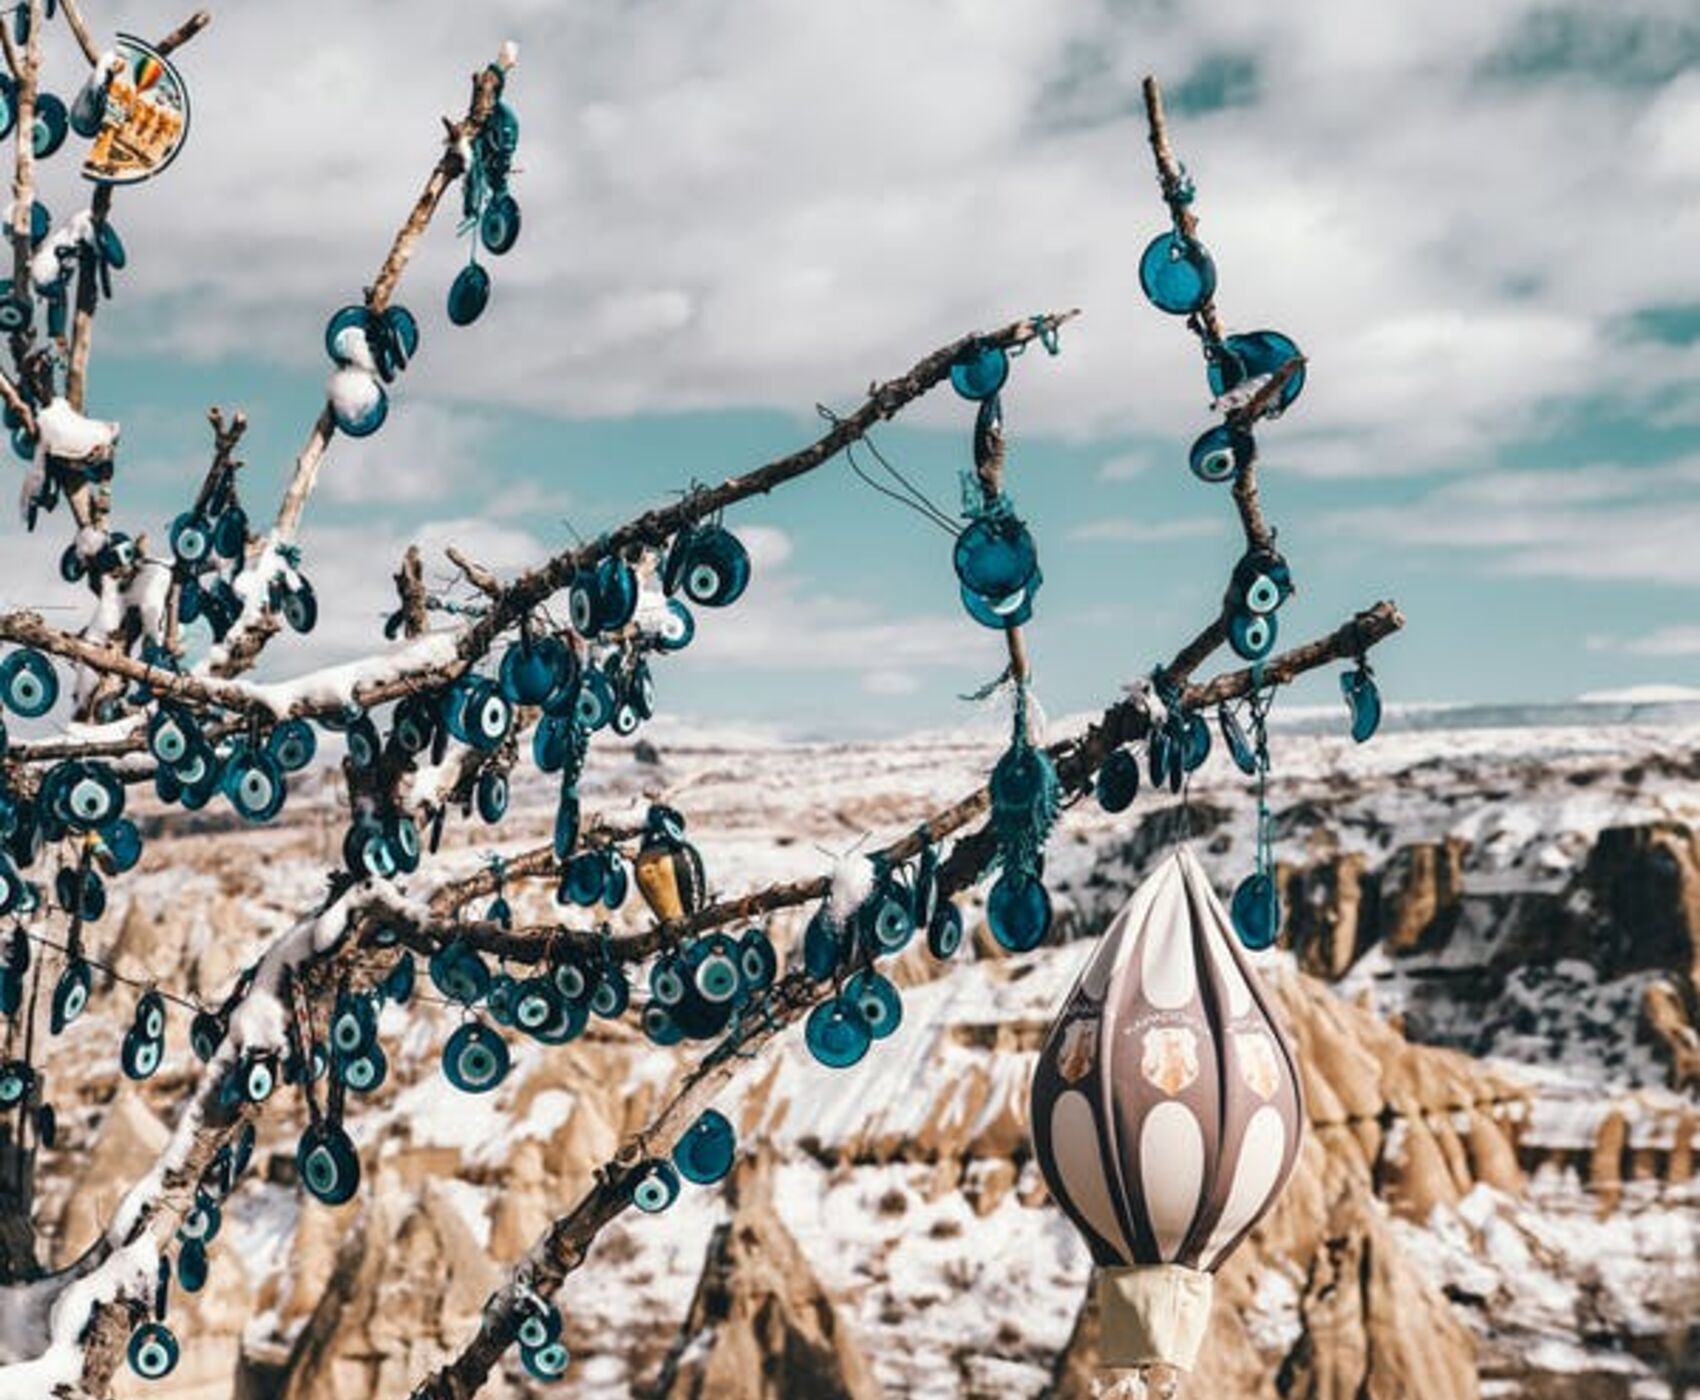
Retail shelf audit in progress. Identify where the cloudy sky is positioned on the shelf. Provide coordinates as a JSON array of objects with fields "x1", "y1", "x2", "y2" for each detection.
[{"x1": 5, "y1": 0, "x2": 1700, "y2": 734}]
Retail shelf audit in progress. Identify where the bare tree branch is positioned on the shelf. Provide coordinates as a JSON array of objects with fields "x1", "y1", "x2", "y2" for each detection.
[{"x1": 266, "y1": 48, "x2": 518, "y2": 551}]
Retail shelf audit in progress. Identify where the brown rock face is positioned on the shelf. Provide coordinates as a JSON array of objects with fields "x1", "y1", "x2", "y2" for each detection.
[
  {"x1": 1590, "y1": 1111, "x2": 1628, "y2": 1218},
  {"x1": 1642, "y1": 977, "x2": 1700, "y2": 1090},
  {"x1": 648, "y1": 1155, "x2": 880, "y2": 1400},
  {"x1": 1282, "y1": 839, "x2": 1469, "y2": 980},
  {"x1": 249, "y1": 1176, "x2": 499, "y2": 1400},
  {"x1": 55, "y1": 1093, "x2": 171, "y2": 1267},
  {"x1": 1281, "y1": 1193, "x2": 1478, "y2": 1400},
  {"x1": 1574, "y1": 823, "x2": 1700, "y2": 979},
  {"x1": 1286, "y1": 854, "x2": 1370, "y2": 980},
  {"x1": 1377, "y1": 839, "x2": 1467, "y2": 955}
]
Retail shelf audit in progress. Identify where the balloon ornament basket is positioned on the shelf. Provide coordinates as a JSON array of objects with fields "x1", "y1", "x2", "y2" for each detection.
[{"x1": 1098, "y1": 1263, "x2": 1212, "y2": 1372}]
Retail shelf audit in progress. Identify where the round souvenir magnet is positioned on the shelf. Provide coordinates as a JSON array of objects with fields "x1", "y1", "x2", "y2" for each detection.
[{"x1": 84, "y1": 36, "x2": 190, "y2": 186}]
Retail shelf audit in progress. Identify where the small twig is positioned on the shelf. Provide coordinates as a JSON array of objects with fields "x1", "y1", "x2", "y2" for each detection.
[
  {"x1": 55, "y1": 0, "x2": 100, "y2": 67},
  {"x1": 972, "y1": 399, "x2": 1030, "y2": 686},
  {"x1": 1141, "y1": 75, "x2": 1225, "y2": 345},
  {"x1": 154, "y1": 10, "x2": 211, "y2": 57},
  {"x1": 445, "y1": 545, "x2": 503, "y2": 601},
  {"x1": 270, "y1": 45, "x2": 517, "y2": 550},
  {"x1": 394, "y1": 545, "x2": 429, "y2": 639}
]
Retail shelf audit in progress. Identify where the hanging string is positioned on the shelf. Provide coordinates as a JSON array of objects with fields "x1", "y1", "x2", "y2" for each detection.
[
  {"x1": 816, "y1": 405, "x2": 957, "y2": 536},
  {"x1": 7, "y1": 925, "x2": 204, "y2": 1014}
]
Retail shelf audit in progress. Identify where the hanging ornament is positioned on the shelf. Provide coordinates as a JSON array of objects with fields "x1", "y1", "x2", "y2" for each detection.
[
  {"x1": 1029, "y1": 847, "x2": 1304, "y2": 1377},
  {"x1": 1230, "y1": 676, "x2": 1280, "y2": 951},
  {"x1": 1222, "y1": 544, "x2": 1292, "y2": 663},
  {"x1": 985, "y1": 684, "x2": 1058, "y2": 952},
  {"x1": 84, "y1": 36, "x2": 191, "y2": 186},
  {"x1": 1138, "y1": 229, "x2": 1216, "y2": 317},
  {"x1": 1340, "y1": 656, "x2": 1381, "y2": 744},
  {"x1": 673, "y1": 1107, "x2": 736, "y2": 1185},
  {"x1": 633, "y1": 804, "x2": 707, "y2": 923},
  {"x1": 953, "y1": 478, "x2": 1042, "y2": 630},
  {"x1": 1205, "y1": 329, "x2": 1305, "y2": 416}
]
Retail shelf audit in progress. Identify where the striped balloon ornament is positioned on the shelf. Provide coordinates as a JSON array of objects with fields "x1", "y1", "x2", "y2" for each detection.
[{"x1": 1029, "y1": 846, "x2": 1304, "y2": 1374}]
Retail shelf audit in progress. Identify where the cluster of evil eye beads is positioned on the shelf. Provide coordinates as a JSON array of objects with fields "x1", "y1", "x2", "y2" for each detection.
[
  {"x1": 1137, "y1": 174, "x2": 1306, "y2": 665},
  {"x1": 0, "y1": 3, "x2": 134, "y2": 457},
  {"x1": 319, "y1": 64, "x2": 519, "y2": 438},
  {"x1": 1072, "y1": 178, "x2": 1391, "y2": 954},
  {"x1": 448, "y1": 66, "x2": 522, "y2": 326},
  {"x1": 943, "y1": 336, "x2": 1046, "y2": 630},
  {"x1": 0, "y1": 200, "x2": 125, "y2": 350},
  {"x1": 800, "y1": 842, "x2": 965, "y2": 1066},
  {"x1": 119, "y1": 1127, "x2": 258, "y2": 1378}
]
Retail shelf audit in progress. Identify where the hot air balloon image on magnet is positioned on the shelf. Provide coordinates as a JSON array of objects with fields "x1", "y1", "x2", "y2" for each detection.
[{"x1": 1029, "y1": 846, "x2": 1303, "y2": 1378}]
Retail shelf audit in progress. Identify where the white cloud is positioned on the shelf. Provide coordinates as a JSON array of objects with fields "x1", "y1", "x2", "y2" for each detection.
[
  {"x1": 1322, "y1": 456, "x2": 1700, "y2": 584},
  {"x1": 51, "y1": 0, "x2": 1700, "y2": 482},
  {"x1": 676, "y1": 533, "x2": 987, "y2": 675},
  {"x1": 318, "y1": 401, "x2": 490, "y2": 506},
  {"x1": 862, "y1": 668, "x2": 920, "y2": 696},
  {"x1": 731, "y1": 524, "x2": 794, "y2": 570},
  {"x1": 1589, "y1": 626, "x2": 1700, "y2": 657},
  {"x1": 1097, "y1": 450, "x2": 1156, "y2": 481}
]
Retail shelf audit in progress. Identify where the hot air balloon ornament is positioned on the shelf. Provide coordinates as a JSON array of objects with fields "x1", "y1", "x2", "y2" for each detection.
[{"x1": 1029, "y1": 847, "x2": 1304, "y2": 1388}]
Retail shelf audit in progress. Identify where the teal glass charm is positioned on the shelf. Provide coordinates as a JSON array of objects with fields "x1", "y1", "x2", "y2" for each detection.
[
  {"x1": 737, "y1": 927, "x2": 777, "y2": 991},
  {"x1": 673, "y1": 1108, "x2": 736, "y2": 1185},
  {"x1": 629, "y1": 1158, "x2": 681, "y2": 1213},
  {"x1": 297, "y1": 1122, "x2": 361, "y2": 1205},
  {"x1": 986, "y1": 869, "x2": 1051, "y2": 952},
  {"x1": 499, "y1": 634, "x2": 570, "y2": 706},
  {"x1": 267, "y1": 719, "x2": 317, "y2": 773},
  {"x1": 926, "y1": 900, "x2": 964, "y2": 960},
  {"x1": 176, "y1": 1241, "x2": 208, "y2": 1293},
  {"x1": 50, "y1": 959, "x2": 89, "y2": 1032},
  {"x1": 954, "y1": 515, "x2": 1038, "y2": 599},
  {"x1": 1139, "y1": 230, "x2": 1216, "y2": 315},
  {"x1": 1095, "y1": 748, "x2": 1140, "y2": 813},
  {"x1": 844, "y1": 969, "x2": 902, "y2": 1040},
  {"x1": 1188, "y1": 422, "x2": 1253, "y2": 483},
  {"x1": 1207, "y1": 329, "x2": 1305, "y2": 413},
  {"x1": 521, "y1": 1341, "x2": 571, "y2": 1381},
  {"x1": 948, "y1": 340, "x2": 1008, "y2": 401},
  {"x1": 127, "y1": 1322, "x2": 179, "y2": 1380},
  {"x1": 448, "y1": 262, "x2": 490, "y2": 326},
  {"x1": 804, "y1": 995, "x2": 870, "y2": 1069},
  {"x1": 223, "y1": 747, "x2": 285, "y2": 823},
  {"x1": 1231, "y1": 871, "x2": 1280, "y2": 951},
  {"x1": 674, "y1": 525, "x2": 751, "y2": 609},
  {"x1": 1341, "y1": 664, "x2": 1382, "y2": 743},
  {"x1": 32, "y1": 92, "x2": 67, "y2": 159},
  {"x1": 0, "y1": 648, "x2": 58, "y2": 717},
  {"x1": 1219, "y1": 704, "x2": 1259, "y2": 776},
  {"x1": 480, "y1": 192, "x2": 521, "y2": 255}
]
